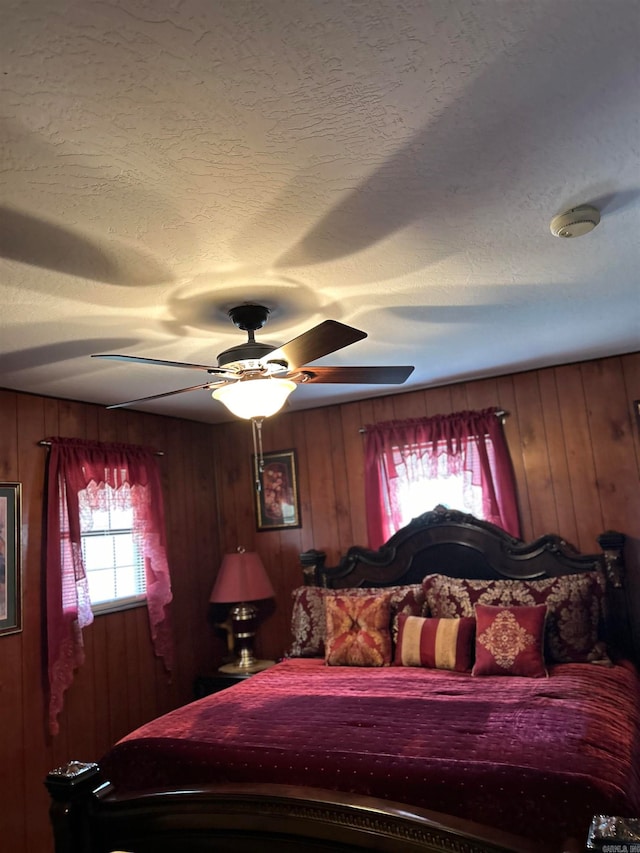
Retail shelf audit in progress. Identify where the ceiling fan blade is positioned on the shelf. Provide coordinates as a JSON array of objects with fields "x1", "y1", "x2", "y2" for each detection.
[
  {"x1": 299, "y1": 365, "x2": 414, "y2": 384},
  {"x1": 106, "y1": 380, "x2": 228, "y2": 409},
  {"x1": 92, "y1": 353, "x2": 231, "y2": 375},
  {"x1": 269, "y1": 320, "x2": 367, "y2": 371}
]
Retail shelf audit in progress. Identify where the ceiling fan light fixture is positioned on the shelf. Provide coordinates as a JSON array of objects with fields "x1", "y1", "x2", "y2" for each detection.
[{"x1": 212, "y1": 377, "x2": 296, "y2": 419}]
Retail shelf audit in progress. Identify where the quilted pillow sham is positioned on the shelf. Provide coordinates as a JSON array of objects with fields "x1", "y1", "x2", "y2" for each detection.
[
  {"x1": 472, "y1": 604, "x2": 547, "y2": 677},
  {"x1": 325, "y1": 593, "x2": 392, "y2": 666},
  {"x1": 422, "y1": 571, "x2": 609, "y2": 664},
  {"x1": 288, "y1": 583, "x2": 425, "y2": 657},
  {"x1": 394, "y1": 614, "x2": 475, "y2": 671}
]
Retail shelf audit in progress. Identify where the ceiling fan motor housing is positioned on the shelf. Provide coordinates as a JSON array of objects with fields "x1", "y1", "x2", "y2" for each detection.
[
  {"x1": 218, "y1": 303, "x2": 281, "y2": 369},
  {"x1": 217, "y1": 340, "x2": 278, "y2": 369}
]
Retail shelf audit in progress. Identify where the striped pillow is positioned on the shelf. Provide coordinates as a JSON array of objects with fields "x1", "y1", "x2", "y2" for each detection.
[{"x1": 394, "y1": 614, "x2": 475, "y2": 671}]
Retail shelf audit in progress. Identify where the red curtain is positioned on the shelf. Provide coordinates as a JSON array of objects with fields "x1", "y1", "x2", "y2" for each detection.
[
  {"x1": 45, "y1": 437, "x2": 173, "y2": 736},
  {"x1": 364, "y1": 408, "x2": 520, "y2": 549}
]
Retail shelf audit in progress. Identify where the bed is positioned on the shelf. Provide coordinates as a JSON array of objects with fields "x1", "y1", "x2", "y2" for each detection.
[{"x1": 46, "y1": 507, "x2": 640, "y2": 852}]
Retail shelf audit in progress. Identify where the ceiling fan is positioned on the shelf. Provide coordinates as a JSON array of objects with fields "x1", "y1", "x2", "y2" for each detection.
[{"x1": 92, "y1": 304, "x2": 415, "y2": 419}]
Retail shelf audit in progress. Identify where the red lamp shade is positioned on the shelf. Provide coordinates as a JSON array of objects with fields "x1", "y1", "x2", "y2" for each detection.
[{"x1": 209, "y1": 549, "x2": 274, "y2": 604}]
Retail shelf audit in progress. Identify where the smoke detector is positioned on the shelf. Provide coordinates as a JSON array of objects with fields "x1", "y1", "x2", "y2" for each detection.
[{"x1": 550, "y1": 205, "x2": 601, "y2": 238}]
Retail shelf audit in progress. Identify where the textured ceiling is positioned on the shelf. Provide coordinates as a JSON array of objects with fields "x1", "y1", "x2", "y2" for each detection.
[{"x1": 1, "y1": 0, "x2": 639, "y2": 424}]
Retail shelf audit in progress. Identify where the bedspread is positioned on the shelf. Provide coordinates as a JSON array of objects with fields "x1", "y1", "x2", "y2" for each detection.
[{"x1": 101, "y1": 658, "x2": 640, "y2": 844}]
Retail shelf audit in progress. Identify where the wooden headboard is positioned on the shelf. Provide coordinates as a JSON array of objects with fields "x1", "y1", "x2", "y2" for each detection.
[{"x1": 300, "y1": 506, "x2": 636, "y2": 665}]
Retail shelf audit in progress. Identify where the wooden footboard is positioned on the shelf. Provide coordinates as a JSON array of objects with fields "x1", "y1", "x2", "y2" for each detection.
[{"x1": 45, "y1": 761, "x2": 577, "y2": 853}]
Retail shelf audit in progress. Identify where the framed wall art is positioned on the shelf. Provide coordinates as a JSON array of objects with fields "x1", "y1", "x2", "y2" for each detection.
[
  {"x1": 0, "y1": 482, "x2": 22, "y2": 636},
  {"x1": 253, "y1": 450, "x2": 301, "y2": 531}
]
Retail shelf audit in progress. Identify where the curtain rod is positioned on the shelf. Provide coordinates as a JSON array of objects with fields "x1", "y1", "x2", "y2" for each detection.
[
  {"x1": 38, "y1": 440, "x2": 164, "y2": 456},
  {"x1": 358, "y1": 409, "x2": 508, "y2": 434}
]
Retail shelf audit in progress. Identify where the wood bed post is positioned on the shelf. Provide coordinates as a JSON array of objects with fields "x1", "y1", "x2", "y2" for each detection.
[
  {"x1": 596, "y1": 530, "x2": 638, "y2": 665},
  {"x1": 299, "y1": 549, "x2": 327, "y2": 585},
  {"x1": 597, "y1": 530, "x2": 640, "y2": 662},
  {"x1": 45, "y1": 761, "x2": 102, "y2": 853},
  {"x1": 597, "y1": 530, "x2": 625, "y2": 588}
]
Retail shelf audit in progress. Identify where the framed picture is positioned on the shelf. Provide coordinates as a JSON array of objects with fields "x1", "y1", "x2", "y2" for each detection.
[
  {"x1": 253, "y1": 450, "x2": 301, "y2": 531},
  {"x1": 0, "y1": 483, "x2": 22, "y2": 636}
]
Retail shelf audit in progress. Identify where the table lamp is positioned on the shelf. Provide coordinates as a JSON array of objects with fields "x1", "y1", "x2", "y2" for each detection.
[{"x1": 209, "y1": 547, "x2": 275, "y2": 674}]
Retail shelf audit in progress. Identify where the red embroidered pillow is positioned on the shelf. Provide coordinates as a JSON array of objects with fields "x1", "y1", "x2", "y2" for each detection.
[
  {"x1": 325, "y1": 593, "x2": 392, "y2": 666},
  {"x1": 473, "y1": 604, "x2": 547, "y2": 677},
  {"x1": 288, "y1": 584, "x2": 425, "y2": 657},
  {"x1": 422, "y1": 572, "x2": 609, "y2": 664},
  {"x1": 394, "y1": 614, "x2": 475, "y2": 671}
]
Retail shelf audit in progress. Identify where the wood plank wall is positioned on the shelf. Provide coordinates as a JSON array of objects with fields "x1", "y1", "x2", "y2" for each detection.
[
  {"x1": 1, "y1": 350, "x2": 639, "y2": 852},
  {"x1": 212, "y1": 352, "x2": 640, "y2": 665},
  {"x1": 0, "y1": 391, "x2": 221, "y2": 853}
]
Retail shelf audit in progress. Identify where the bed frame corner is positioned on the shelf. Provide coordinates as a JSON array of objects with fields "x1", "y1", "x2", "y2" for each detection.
[{"x1": 45, "y1": 761, "x2": 105, "y2": 853}]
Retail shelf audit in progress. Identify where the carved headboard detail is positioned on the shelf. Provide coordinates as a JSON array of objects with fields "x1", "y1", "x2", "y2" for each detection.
[{"x1": 300, "y1": 506, "x2": 636, "y2": 665}]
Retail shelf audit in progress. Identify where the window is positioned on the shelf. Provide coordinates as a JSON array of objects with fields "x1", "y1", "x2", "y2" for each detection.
[
  {"x1": 375, "y1": 435, "x2": 493, "y2": 539},
  {"x1": 45, "y1": 437, "x2": 173, "y2": 735},
  {"x1": 364, "y1": 409, "x2": 520, "y2": 550},
  {"x1": 392, "y1": 443, "x2": 486, "y2": 531},
  {"x1": 79, "y1": 485, "x2": 145, "y2": 613}
]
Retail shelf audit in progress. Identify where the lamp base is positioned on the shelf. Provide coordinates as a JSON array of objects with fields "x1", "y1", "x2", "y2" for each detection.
[
  {"x1": 220, "y1": 601, "x2": 275, "y2": 675},
  {"x1": 218, "y1": 659, "x2": 275, "y2": 675}
]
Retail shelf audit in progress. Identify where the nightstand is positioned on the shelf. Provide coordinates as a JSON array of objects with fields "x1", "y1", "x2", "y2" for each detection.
[
  {"x1": 194, "y1": 663, "x2": 276, "y2": 699},
  {"x1": 194, "y1": 672, "x2": 252, "y2": 698}
]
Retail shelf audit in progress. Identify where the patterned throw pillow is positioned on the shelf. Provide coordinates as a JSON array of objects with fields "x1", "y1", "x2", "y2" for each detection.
[
  {"x1": 394, "y1": 614, "x2": 475, "y2": 671},
  {"x1": 385, "y1": 585, "x2": 427, "y2": 641},
  {"x1": 325, "y1": 593, "x2": 392, "y2": 666},
  {"x1": 288, "y1": 586, "x2": 329, "y2": 657},
  {"x1": 422, "y1": 572, "x2": 609, "y2": 664},
  {"x1": 288, "y1": 584, "x2": 425, "y2": 657},
  {"x1": 472, "y1": 604, "x2": 547, "y2": 677}
]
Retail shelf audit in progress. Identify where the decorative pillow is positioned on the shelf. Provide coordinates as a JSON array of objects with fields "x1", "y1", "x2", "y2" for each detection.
[
  {"x1": 394, "y1": 614, "x2": 475, "y2": 671},
  {"x1": 288, "y1": 586, "x2": 329, "y2": 657},
  {"x1": 288, "y1": 583, "x2": 425, "y2": 658},
  {"x1": 325, "y1": 593, "x2": 392, "y2": 666},
  {"x1": 472, "y1": 604, "x2": 547, "y2": 677},
  {"x1": 386, "y1": 585, "x2": 427, "y2": 641},
  {"x1": 422, "y1": 572, "x2": 609, "y2": 664}
]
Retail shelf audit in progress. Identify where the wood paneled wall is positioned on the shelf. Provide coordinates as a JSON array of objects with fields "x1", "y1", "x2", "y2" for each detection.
[
  {"x1": 212, "y1": 352, "x2": 640, "y2": 664},
  {"x1": 1, "y1": 351, "x2": 639, "y2": 852},
  {"x1": 0, "y1": 390, "x2": 221, "y2": 853}
]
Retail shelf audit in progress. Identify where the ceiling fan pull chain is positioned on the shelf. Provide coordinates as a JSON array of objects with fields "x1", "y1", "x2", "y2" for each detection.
[{"x1": 251, "y1": 416, "x2": 265, "y2": 492}]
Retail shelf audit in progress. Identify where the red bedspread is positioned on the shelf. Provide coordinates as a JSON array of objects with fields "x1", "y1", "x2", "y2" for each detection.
[{"x1": 101, "y1": 658, "x2": 640, "y2": 844}]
